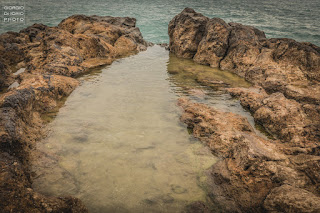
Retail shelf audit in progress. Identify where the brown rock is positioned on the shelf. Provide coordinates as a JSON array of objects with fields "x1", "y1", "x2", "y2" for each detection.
[
  {"x1": 168, "y1": 8, "x2": 209, "y2": 58},
  {"x1": 0, "y1": 32, "x2": 25, "y2": 66},
  {"x1": 178, "y1": 98, "x2": 280, "y2": 211},
  {"x1": 183, "y1": 201, "x2": 211, "y2": 213},
  {"x1": 228, "y1": 87, "x2": 320, "y2": 148},
  {"x1": 170, "y1": 8, "x2": 320, "y2": 213},
  {"x1": 169, "y1": 8, "x2": 320, "y2": 105},
  {"x1": 0, "y1": 14, "x2": 147, "y2": 212},
  {"x1": 178, "y1": 98, "x2": 319, "y2": 212},
  {"x1": 264, "y1": 185, "x2": 320, "y2": 213},
  {"x1": 0, "y1": 74, "x2": 78, "y2": 161},
  {"x1": 193, "y1": 18, "x2": 231, "y2": 67},
  {"x1": 0, "y1": 61, "x2": 14, "y2": 89},
  {"x1": 0, "y1": 14, "x2": 148, "y2": 88},
  {"x1": 0, "y1": 152, "x2": 88, "y2": 213}
]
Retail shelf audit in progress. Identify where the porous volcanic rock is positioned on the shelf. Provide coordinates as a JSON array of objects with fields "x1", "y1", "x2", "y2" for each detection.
[
  {"x1": 0, "y1": 14, "x2": 148, "y2": 212},
  {"x1": 178, "y1": 98, "x2": 320, "y2": 213}
]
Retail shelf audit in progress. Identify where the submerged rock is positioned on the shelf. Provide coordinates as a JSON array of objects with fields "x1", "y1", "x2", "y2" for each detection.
[
  {"x1": 171, "y1": 184, "x2": 188, "y2": 194},
  {"x1": 183, "y1": 201, "x2": 211, "y2": 213},
  {"x1": 0, "y1": 152, "x2": 87, "y2": 213},
  {"x1": 0, "y1": 14, "x2": 148, "y2": 212},
  {"x1": 157, "y1": 43, "x2": 170, "y2": 50}
]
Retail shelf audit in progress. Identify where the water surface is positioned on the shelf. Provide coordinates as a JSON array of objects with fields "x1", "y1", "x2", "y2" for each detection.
[
  {"x1": 1, "y1": 0, "x2": 319, "y2": 46},
  {"x1": 32, "y1": 46, "x2": 265, "y2": 212},
  {"x1": 33, "y1": 46, "x2": 216, "y2": 212}
]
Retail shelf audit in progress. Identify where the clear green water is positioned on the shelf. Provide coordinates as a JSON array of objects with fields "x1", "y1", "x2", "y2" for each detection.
[
  {"x1": 32, "y1": 46, "x2": 261, "y2": 212},
  {"x1": 0, "y1": 0, "x2": 319, "y2": 46}
]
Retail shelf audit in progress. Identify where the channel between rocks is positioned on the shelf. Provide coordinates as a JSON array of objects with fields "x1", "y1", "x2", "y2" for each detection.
[{"x1": 0, "y1": 8, "x2": 319, "y2": 213}]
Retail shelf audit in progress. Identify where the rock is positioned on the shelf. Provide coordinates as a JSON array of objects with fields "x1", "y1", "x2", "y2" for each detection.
[
  {"x1": 169, "y1": 8, "x2": 320, "y2": 105},
  {"x1": 0, "y1": 14, "x2": 148, "y2": 87},
  {"x1": 0, "y1": 61, "x2": 14, "y2": 89},
  {"x1": 178, "y1": 98, "x2": 286, "y2": 160},
  {"x1": 177, "y1": 98, "x2": 319, "y2": 212},
  {"x1": 58, "y1": 15, "x2": 148, "y2": 55},
  {"x1": 13, "y1": 68, "x2": 26, "y2": 76},
  {"x1": 264, "y1": 185, "x2": 320, "y2": 213},
  {"x1": 8, "y1": 81, "x2": 19, "y2": 90},
  {"x1": 171, "y1": 184, "x2": 188, "y2": 194},
  {"x1": 157, "y1": 43, "x2": 170, "y2": 50},
  {"x1": 0, "y1": 152, "x2": 88, "y2": 213},
  {"x1": 170, "y1": 10, "x2": 320, "y2": 211},
  {"x1": 0, "y1": 74, "x2": 79, "y2": 161},
  {"x1": 0, "y1": 32, "x2": 25, "y2": 66},
  {"x1": 168, "y1": 8, "x2": 320, "y2": 148},
  {"x1": 228, "y1": 87, "x2": 267, "y2": 111},
  {"x1": 228, "y1": 87, "x2": 320, "y2": 148},
  {"x1": 168, "y1": 8, "x2": 209, "y2": 58},
  {"x1": 0, "y1": 14, "x2": 147, "y2": 212},
  {"x1": 183, "y1": 201, "x2": 211, "y2": 213}
]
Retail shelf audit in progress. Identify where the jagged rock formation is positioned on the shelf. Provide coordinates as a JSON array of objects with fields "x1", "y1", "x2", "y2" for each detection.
[
  {"x1": 178, "y1": 98, "x2": 320, "y2": 213},
  {"x1": 0, "y1": 15, "x2": 148, "y2": 212},
  {"x1": 169, "y1": 8, "x2": 320, "y2": 105},
  {"x1": 170, "y1": 8, "x2": 320, "y2": 213},
  {"x1": 228, "y1": 88, "x2": 320, "y2": 148}
]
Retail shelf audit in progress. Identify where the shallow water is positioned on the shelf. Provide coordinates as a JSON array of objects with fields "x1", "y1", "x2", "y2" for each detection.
[
  {"x1": 0, "y1": 0, "x2": 319, "y2": 46},
  {"x1": 32, "y1": 46, "x2": 262, "y2": 212},
  {"x1": 166, "y1": 53, "x2": 267, "y2": 138}
]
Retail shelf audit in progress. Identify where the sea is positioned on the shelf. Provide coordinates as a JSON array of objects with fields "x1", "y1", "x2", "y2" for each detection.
[{"x1": 0, "y1": 0, "x2": 319, "y2": 46}]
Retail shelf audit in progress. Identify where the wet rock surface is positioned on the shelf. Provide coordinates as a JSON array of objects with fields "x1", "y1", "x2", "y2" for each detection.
[
  {"x1": 170, "y1": 8, "x2": 320, "y2": 212},
  {"x1": 0, "y1": 14, "x2": 147, "y2": 212}
]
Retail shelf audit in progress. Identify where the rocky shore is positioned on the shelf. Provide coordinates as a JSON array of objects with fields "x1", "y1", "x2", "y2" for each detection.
[
  {"x1": 0, "y1": 15, "x2": 148, "y2": 212},
  {"x1": 1, "y1": 7, "x2": 319, "y2": 213},
  {"x1": 170, "y1": 8, "x2": 320, "y2": 212}
]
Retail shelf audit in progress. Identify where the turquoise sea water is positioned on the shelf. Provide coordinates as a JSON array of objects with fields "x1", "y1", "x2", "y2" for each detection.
[{"x1": 0, "y1": 0, "x2": 319, "y2": 46}]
